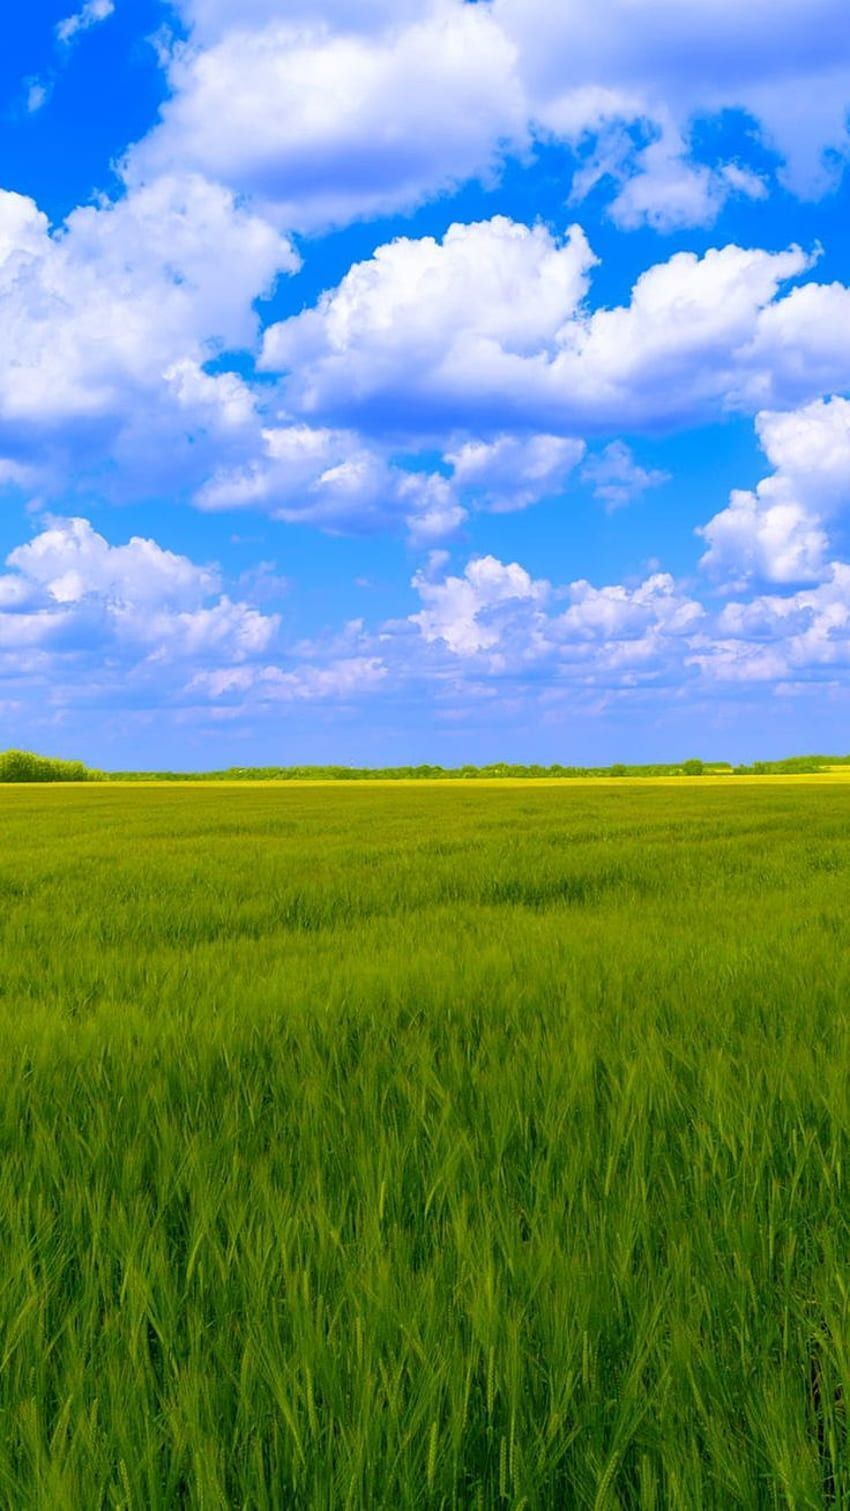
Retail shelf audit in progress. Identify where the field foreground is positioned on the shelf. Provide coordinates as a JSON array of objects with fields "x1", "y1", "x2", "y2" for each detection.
[{"x1": 2, "y1": 780, "x2": 850, "y2": 1506}]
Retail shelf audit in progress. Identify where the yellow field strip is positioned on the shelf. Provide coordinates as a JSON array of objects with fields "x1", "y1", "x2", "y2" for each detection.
[{"x1": 8, "y1": 772, "x2": 850, "y2": 789}]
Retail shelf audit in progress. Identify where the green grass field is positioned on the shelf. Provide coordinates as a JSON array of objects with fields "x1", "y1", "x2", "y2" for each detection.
[{"x1": 2, "y1": 780, "x2": 850, "y2": 1507}]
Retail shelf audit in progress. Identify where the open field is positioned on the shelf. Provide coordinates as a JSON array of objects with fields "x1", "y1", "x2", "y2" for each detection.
[{"x1": 2, "y1": 780, "x2": 850, "y2": 1506}]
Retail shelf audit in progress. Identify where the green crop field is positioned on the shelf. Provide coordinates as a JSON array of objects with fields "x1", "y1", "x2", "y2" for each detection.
[{"x1": 2, "y1": 779, "x2": 850, "y2": 1507}]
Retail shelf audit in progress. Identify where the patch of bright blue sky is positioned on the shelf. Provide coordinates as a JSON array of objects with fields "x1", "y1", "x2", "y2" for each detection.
[{"x1": 3, "y1": 0, "x2": 166, "y2": 220}]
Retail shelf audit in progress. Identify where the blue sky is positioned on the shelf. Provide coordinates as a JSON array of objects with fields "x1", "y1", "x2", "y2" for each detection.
[{"x1": 4, "y1": 0, "x2": 850, "y2": 767}]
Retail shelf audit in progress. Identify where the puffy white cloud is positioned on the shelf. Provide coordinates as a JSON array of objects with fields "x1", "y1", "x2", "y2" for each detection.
[
  {"x1": 694, "y1": 565, "x2": 850, "y2": 683},
  {"x1": 6, "y1": 519, "x2": 850, "y2": 731},
  {"x1": 699, "y1": 398, "x2": 850, "y2": 587},
  {"x1": 0, "y1": 178, "x2": 296, "y2": 497},
  {"x1": 7, "y1": 515, "x2": 218, "y2": 608},
  {"x1": 559, "y1": 573, "x2": 701, "y2": 642},
  {"x1": 574, "y1": 119, "x2": 770, "y2": 234},
  {"x1": 262, "y1": 221, "x2": 844, "y2": 436},
  {"x1": 0, "y1": 517, "x2": 277, "y2": 668},
  {"x1": 196, "y1": 423, "x2": 466, "y2": 540},
  {"x1": 0, "y1": 518, "x2": 402, "y2": 727},
  {"x1": 3, "y1": 170, "x2": 849, "y2": 539},
  {"x1": 581, "y1": 441, "x2": 669, "y2": 509},
  {"x1": 447, "y1": 434, "x2": 585, "y2": 512},
  {"x1": 129, "y1": 3, "x2": 525, "y2": 230},
  {"x1": 261, "y1": 215, "x2": 594, "y2": 429},
  {"x1": 495, "y1": 0, "x2": 850, "y2": 211},
  {"x1": 411, "y1": 554, "x2": 548, "y2": 655},
  {"x1": 410, "y1": 558, "x2": 701, "y2": 683},
  {"x1": 698, "y1": 491, "x2": 829, "y2": 589},
  {"x1": 400, "y1": 473, "x2": 468, "y2": 544},
  {"x1": 736, "y1": 284, "x2": 850, "y2": 410},
  {"x1": 406, "y1": 544, "x2": 850, "y2": 701},
  {"x1": 261, "y1": 217, "x2": 596, "y2": 410},
  {"x1": 130, "y1": 0, "x2": 850, "y2": 236},
  {"x1": 558, "y1": 243, "x2": 823, "y2": 425}
]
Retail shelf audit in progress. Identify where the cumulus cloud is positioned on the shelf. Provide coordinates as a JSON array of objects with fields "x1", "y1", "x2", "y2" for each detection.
[
  {"x1": 3, "y1": 173, "x2": 850, "y2": 538},
  {"x1": 693, "y1": 565, "x2": 850, "y2": 683},
  {"x1": 405, "y1": 545, "x2": 850, "y2": 701},
  {"x1": 698, "y1": 491, "x2": 830, "y2": 590},
  {"x1": 699, "y1": 397, "x2": 850, "y2": 587},
  {"x1": 447, "y1": 434, "x2": 585, "y2": 512},
  {"x1": 261, "y1": 217, "x2": 597, "y2": 423},
  {"x1": 261, "y1": 221, "x2": 844, "y2": 437},
  {"x1": 571, "y1": 118, "x2": 770, "y2": 234},
  {"x1": 409, "y1": 553, "x2": 703, "y2": 686},
  {"x1": 5, "y1": 520, "x2": 850, "y2": 730},
  {"x1": 0, "y1": 518, "x2": 276, "y2": 668},
  {"x1": 0, "y1": 518, "x2": 391, "y2": 724},
  {"x1": 173, "y1": 0, "x2": 426, "y2": 41},
  {"x1": 0, "y1": 179, "x2": 296, "y2": 498},
  {"x1": 494, "y1": 0, "x2": 850, "y2": 210},
  {"x1": 411, "y1": 554, "x2": 550, "y2": 655},
  {"x1": 7, "y1": 515, "x2": 218, "y2": 609},
  {"x1": 196, "y1": 423, "x2": 466, "y2": 540},
  {"x1": 126, "y1": 0, "x2": 850, "y2": 236},
  {"x1": 128, "y1": 3, "x2": 525, "y2": 231}
]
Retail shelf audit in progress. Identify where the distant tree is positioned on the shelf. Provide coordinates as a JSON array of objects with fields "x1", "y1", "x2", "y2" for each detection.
[
  {"x1": 0, "y1": 749, "x2": 94, "y2": 782},
  {"x1": 682, "y1": 759, "x2": 705, "y2": 775}
]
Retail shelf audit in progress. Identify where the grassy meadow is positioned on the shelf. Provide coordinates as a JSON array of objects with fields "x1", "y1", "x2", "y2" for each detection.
[{"x1": 2, "y1": 778, "x2": 850, "y2": 1506}]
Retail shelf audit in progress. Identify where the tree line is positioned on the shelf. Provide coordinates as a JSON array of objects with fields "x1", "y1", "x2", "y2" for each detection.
[{"x1": 1, "y1": 749, "x2": 847, "y2": 782}]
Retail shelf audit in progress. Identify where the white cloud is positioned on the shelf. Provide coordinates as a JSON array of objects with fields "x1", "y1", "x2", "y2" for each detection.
[
  {"x1": 0, "y1": 179, "x2": 294, "y2": 422},
  {"x1": 196, "y1": 423, "x2": 466, "y2": 540},
  {"x1": 560, "y1": 573, "x2": 701, "y2": 640},
  {"x1": 699, "y1": 397, "x2": 850, "y2": 587},
  {"x1": 408, "y1": 554, "x2": 703, "y2": 680},
  {"x1": 411, "y1": 554, "x2": 549, "y2": 655},
  {"x1": 447, "y1": 434, "x2": 585, "y2": 512},
  {"x1": 0, "y1": 178, "x2": 296, "y2": 499},
  {"x1": 737, "y1": 284, "x2": 850, "y2": 410},
  {"x1": 581, "y1": 441, "x2": 669, "y2": 509},
  {"x1": 57, "y1": 0, "x2": 114, "y2": 46},
  {"x1": 7, "y1": 515, "x2": 218, "y2": 608},
  {"x1": 0, "y1": 517, "x2": 403, "y2": 726},
  {"x1": 127, "y1": 0, "x2": 850, "y2": 236},
  {"x1": 262, "y1": 217, "x2": 596, "y2": 397},
  {"x1": 190, "y1": 655, "x2": 388, "y2": 702},
  {"x1": 128, "y1": 4, "x2": 525, "y2": 231},
  {"x1": 261, "y1": 221, "x2": 841, "y2": 437},
  {"x1": 694, "y1": 564, "x2": 850, "y2": 683},
  {"x1": 3, "y1": 171, "x2": 848, "y2": 539},
  {"x1": 569, "y1": 117, "x2": 769, "y2": 235},
  {"x1": 405, "y1": 543, "x2": 850, "y2": 701},
  {"x1": 0, "y1": 517, "x2": 277, "y2": 670},
  {"x1": 698, "y1": 491, "x2": 829, "y2": 589},
  {"x1": 6, "y1": 518, "x2": 850, "y2": 730},
  {"x1": 495, "y1": 0, "x2": 850, "y2": 212},
  {"x1": 607, "y1": 138, "x2": 768, "y2": 233},
  {"x1": 260, "y1": 216, "x2": 597, "y2": 429}
]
